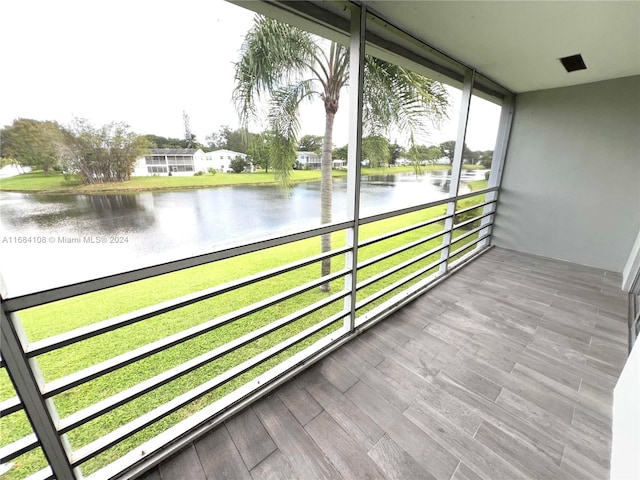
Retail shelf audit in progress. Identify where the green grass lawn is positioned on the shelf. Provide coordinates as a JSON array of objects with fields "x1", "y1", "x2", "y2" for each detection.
[
  {"x1": 469, "y1": 179, "x2": 488, "y2": 191},
  {"x1": 0, "y1": 180, "x2": 489, "y2": 479},
  {"x1": 0, "y1": 165, "x2": 483, "y2": 194},
  {"x1": 0, "y1": 170, "x2": 333, "y2": 192}
]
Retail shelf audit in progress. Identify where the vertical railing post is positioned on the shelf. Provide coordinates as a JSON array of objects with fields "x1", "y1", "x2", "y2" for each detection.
[
  {"x1": 344, "y1": 2, "x2": 366, "y2": 333},
  {"x1": 628, "y1": 273, "x2": 640, "y2": 353},
  {"x1": 439, "y1": 69, "x2": 475, "y2": 274},
  {"x1": 478, "y1": 92, "x2": 515, "y2": 248},
  {"x1": 0, "y1": 278, "x2": 76, "y2": 479}
]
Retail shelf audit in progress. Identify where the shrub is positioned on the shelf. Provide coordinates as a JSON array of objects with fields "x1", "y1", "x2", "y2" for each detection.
[
  {"x1": 208, "y1": 167, "x2": 217, "y2": 175},
  {"x1": 194, "y1": 171, "x2": 204, "y2": 176},
  {"x1": 229, "y1": 156, "x2": 247, "y2": 173},
  {"x1": 484, "y1": 170, "x2": 490, "y2": 180}
]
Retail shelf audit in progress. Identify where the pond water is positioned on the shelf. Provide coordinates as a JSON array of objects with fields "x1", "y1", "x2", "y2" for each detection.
[{"x1": 0, "y1": 169, "x2": 485, "y2": 295}]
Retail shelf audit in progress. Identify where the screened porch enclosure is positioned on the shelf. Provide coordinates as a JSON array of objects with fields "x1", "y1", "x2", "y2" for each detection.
[{"x1": 1, "y1": 1, "x2": 638, "y2": 480}]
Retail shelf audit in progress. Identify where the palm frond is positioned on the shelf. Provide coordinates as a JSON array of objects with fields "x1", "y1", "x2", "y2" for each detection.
[
  {"x1": 268, "y1": 133, "x2": 297, "y2": 194},
  {"x1": 363, "y1": 56, "x2": 449, "y2": 140},
  {"x1": 325, "y1": 43, "x2": 349, "y2": 102},
  {"x1": 233, "y1": 15, "x2": 319, "y2": 129},
  {"x1": 267, "y1": 80, "x2": 316, "y2": 190},
  {"x1": 362, "y1": 135, "x2": 390, "y2": 168}
]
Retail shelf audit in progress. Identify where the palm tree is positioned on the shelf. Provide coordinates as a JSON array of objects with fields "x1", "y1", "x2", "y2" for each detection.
[{"x1": 234, "y1": 15, "x2": 449, "y2": 292}]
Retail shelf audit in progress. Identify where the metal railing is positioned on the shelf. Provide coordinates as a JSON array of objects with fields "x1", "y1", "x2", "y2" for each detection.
[
  {"x1": 0, "y1": 186, "x2": 498, "y2": 480},
  {"x1": 629, "y1": 270, "x2": 640, "y2": 352}
]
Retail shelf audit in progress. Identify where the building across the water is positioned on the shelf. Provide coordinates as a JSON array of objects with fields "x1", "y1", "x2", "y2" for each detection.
[
  {"x1": 132, "y1": 148, "x2": 251, "y2": 176},
  {"x1": 295, "y1": 151, "x2": 321, "y2": 169}
]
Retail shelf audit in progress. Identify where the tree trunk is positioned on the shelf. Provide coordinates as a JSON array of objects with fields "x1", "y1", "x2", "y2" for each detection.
[{"x1": 319, "y1": 110, "x2": 335, "y2": 292}]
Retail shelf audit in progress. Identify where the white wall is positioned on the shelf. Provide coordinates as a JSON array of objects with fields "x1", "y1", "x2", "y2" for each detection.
[
  {"x1": 493, "y1": 76, "x2": 640, "y2": 272},
  {"x1": 201, "y1": 150, "x2": 249, "y2": 173},
  {"x1": 610, "y1": 342, "x2": 640, "y2": 479}
]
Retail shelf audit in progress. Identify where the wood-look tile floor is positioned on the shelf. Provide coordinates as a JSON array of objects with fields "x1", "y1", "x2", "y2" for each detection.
[{"x1": 139, "y1": 247, "x2": 629, "y2": 480}]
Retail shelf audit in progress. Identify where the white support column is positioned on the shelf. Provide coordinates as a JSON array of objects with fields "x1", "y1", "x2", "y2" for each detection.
[
  {"x1": 479, "y1": 92, "x2": 515, "y2": 248},
  {"x1": 0, "y1": 282, "x2": 76, "y2": 479},
  {"x1": 344, "y1": 3, "x2": 366, "y2": 333},
  {"x1": 439, "y1": 69, "x2": 475, "y2": 275}
]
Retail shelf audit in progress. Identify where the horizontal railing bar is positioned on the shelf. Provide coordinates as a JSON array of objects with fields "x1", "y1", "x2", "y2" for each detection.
[
  {"x1": 58, "y1": 289, "x2": 349, "y2": 434},
  {"x1": 449, "y1": 246, "x2": 487, "y2": 271},
  {"x1": 356, "y1": 257, "x2": 447, "y2": 310},
  {"x1": 26, "y1": 245, "x2": 351, "y2": 358},
  {"x1": 88, "y1": 325, "x2": 351, "y2": 479},
  {"x1": 356, "y1": 187, "x2": 497, "y2": 232},
  {"x1": 357, "y1": 243, "x2": 448, "y2": 292},
  {"x1": 0, "y1": 433, "x2": 39, "y2": 463},
  {"x1": 23, "y1": 467, "x2": 54, "y2": 480},
  {"x1": 358, "y1": 229, "x2": 446, "y2": 271},
  {"x1": 0, "y1": 395, "x2": 23, "y2": 417},
  {"x1": 43, "y1": 267, "x2": 350, "y2": 398},
  {"x1": 358, "y1": 213, "x2": 450, "y2": 249},
  {"x1": 452, "y1": 209, "x2": 495, "y2": 230},
  {"x1": 449, "y1": 233, "x2": 492, "y2": 259},
  {"x1": 358, "y1": 196, "x2": 453, "y2": 226},
  {"x1": 454, "y1": 199, "x2": 496, "y2": 216},
  {"x1": 455, "y1": 186, "x2": 499, "y2": 202},
  {"x1": 449, "y1": 223, "x2": 490, "y2": 246},
  {"x1": 86, "y1": 328, "x2": 350, "y2": 480},
  {"x1": 70, "y1": 311, "x2": 346, "y2": 466},
  {"x1": 3, "y1": 220, "x2": 354, "y2": 312}
]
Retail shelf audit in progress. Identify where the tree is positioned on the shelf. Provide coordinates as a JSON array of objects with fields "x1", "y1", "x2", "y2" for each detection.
[
  {"x1": 142, "y1": 134, "x2": 185, "y2": 149},
  {"x1": 332, "y1": 144, "x2": 348, "y2": 162},
  {"x1": 439, "y1": 140, "x2": 456, "y2": 164},
  {"x1": 247, "y1": 131, "x2": 274, "y2": 172},
  {"x1": 206, "y1": 125, "x2": 250, "y2": 153},
  {"x1": 1, "y1": 118, "x2": 65, "y2": 173},
  {"x1": 205, "y1": 127, "x2": 226, "y2": 150},
  {"x1": 477, "y1": 150, "x2": 493, "y2": 167},
  {"x1": 57, "y1": 118, "x2": 149, "y2": 184},
  {"x1": 407, "y1": 144, "x2": 444, "y2": 168},
  {"x1": 439, "y1": 140, "x2": 477, "y2": 164},
  {"x1": 407, "y1": 144, "x2": 426, "y2": 164},
  {"x1": 0, "y1": 156, "x2": 26, "y2": 174},
  {"x1": 229, "y1": 156, "x2": 247, "y2": 173},
  {"x1": 426, "y1": 145, "x2": 442, "y2": 163},
  {"x1": 298, "y1": 134, "x2": 323, "y2": 153},
  {"x1": 388, "y1": 142, "x2": 405, "y2": 166},
  {"x1": 462, "y1": 143, "x2": 474, "y2": 164},
  {"x1": 182, "y1": 111, "x2": 197, "y2": 149},
  {"x1": 234, "y1": 15, "x2": 448, "y2": 291}
]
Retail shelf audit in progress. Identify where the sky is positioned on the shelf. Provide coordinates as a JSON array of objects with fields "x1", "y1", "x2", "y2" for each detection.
[{"x1": 1, "y1": 0, "x2": 501, "y2": 151}]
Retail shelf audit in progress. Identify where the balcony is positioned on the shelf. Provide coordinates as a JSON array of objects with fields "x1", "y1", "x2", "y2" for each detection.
[
  {"x1": 137, "y1": 247, "x2": 628, "y2": 480},
  {"x1": 1, "y1": 1, "x2": 638, "y2": 479}
]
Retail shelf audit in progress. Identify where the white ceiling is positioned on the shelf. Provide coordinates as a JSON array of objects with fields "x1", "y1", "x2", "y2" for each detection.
[{"x1": 365, "y1": 1, "x2": 640, "y2": 93}]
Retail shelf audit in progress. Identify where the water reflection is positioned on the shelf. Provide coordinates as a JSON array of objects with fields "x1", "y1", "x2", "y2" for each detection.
[
  {"x1": 1, "y1": 193, "x2": 155, "y2": 232},
  {"x1": 0, "y1": 170, "x2": 486, "y2": 294}
]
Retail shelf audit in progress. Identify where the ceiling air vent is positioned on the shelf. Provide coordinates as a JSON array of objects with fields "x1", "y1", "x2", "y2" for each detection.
[{"x1": 560, "y1": 54, "x2": 587, "y2": 72}]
